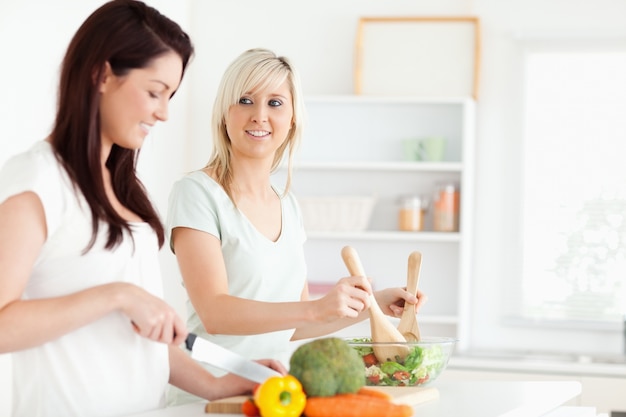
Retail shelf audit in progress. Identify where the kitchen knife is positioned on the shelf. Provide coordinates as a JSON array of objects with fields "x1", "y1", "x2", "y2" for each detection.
[{"x1": 184, "y1": 333, "x2": 281, "y2": 384}]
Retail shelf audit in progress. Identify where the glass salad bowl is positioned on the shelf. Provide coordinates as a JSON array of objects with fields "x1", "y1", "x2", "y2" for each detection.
[{"x1": 346, "y1": 337, "x2": 457, "y2": 387}]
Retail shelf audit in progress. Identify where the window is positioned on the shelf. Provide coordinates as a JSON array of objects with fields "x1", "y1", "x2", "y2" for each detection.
[{"x1": 516, "y1": 44, "x2": 626, "y2": 328}]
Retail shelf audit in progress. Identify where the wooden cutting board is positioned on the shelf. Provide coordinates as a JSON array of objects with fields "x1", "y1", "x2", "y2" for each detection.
[{"x1": 204, "y1": 386, "x2": 439, "y2": 414}]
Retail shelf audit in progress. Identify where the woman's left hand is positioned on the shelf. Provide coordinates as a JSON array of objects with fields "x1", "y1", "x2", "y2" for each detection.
[
  {"x1": 254, "y1": 358, "x2": 288, "y2": 376},
  {"x1": 374, "y1": 287, "x2": 428, "y2": 318},
  {"x1": 216, "y1": 359, "x2": 288, "y2": 399}
]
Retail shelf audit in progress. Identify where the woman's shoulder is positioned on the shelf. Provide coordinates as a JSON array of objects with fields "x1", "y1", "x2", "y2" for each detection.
[
  {"x1": 166, "y1": 169, "x2": 229, "y2": 243},
  {"x1": 168, "y1": 169, "x2": 229, "y2": 211},
  {"x1": 2, "y1": 141, "x2": 58, "y2": 172},
  {"x1": 0, "y1": 141, "x2": 66, "y2": 195},
  {"x1": 0, "y1": 141, "x2": 74, "y2": 235},
  {"x1": 173, "y1": 169, "x2": 220, "y2": 192}
]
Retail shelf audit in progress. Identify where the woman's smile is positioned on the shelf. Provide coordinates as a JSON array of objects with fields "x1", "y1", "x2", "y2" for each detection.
[{"x1": 247, "y1": 129, "x2": 271, "y2": 139}]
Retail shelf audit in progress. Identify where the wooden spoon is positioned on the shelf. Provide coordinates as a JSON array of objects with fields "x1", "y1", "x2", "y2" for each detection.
[
  {"x1": 397, "y1": 251, "x2": 422, "y2": 342},
  {"x1": 341, "y1": 246, "x2": 410, "y2": 362}
]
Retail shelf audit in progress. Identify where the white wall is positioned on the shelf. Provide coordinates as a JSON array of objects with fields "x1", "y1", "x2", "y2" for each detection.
[{"x1": 2, "y1": 0, "x2": 626, "y2": 414}]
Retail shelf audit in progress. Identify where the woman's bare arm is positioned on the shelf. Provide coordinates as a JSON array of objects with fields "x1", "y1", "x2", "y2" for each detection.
[
  {"x1": 0, "y1": 192, "x2": 186, "y2": 353},
  {"x1": 171, "y1": 227, "x2": 374, "y2": 336},
  {"x1": 168, "y1": 345, "x2": 287, "y2": 401}
]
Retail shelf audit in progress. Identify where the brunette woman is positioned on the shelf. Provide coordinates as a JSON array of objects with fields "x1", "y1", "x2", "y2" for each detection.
[{"x1": 0, "y1": 3, "x2": 284, "y2": 417}]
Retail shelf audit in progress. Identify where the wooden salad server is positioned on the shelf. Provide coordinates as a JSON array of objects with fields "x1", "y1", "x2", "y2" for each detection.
[
  {"x1": 341, "y1": 246, "x2": 410, "y2": 362},
  {"x1": 397, "y1": 251, "x2": 422, "y2": 342}
]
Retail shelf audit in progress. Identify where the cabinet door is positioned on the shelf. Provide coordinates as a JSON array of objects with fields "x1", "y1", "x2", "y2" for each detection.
[
  {"x1": 579, "y1": 375, "x2": 626, "y2": 415},
  {"x1": 440, "y1": 369, "x2": 626, "y2": 414},
  {"x1": 0, "y1": 354, "x2": 12, "y2": 417}
]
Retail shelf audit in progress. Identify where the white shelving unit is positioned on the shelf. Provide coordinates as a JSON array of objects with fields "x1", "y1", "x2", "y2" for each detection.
[{"x1": 275, "y1": 95, "x2": 476, "y2": 350}]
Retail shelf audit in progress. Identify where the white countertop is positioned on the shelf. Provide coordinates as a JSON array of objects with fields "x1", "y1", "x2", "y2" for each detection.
[
  {"x1": 414, "y1": 380, "x2": 581, "y2": 417},
  {"x1": 125, "y1": 380, "x2": 582, "y2": 417}
]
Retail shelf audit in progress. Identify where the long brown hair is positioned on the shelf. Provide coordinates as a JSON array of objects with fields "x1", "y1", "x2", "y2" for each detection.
[{"x1": 50, "y1": 0, "x2": 194, "y2": 251}]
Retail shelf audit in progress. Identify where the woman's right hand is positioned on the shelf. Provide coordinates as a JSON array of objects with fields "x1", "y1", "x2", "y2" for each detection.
[
  {"x1": 117, "y1": 283, "x2": 187, "y2": 346},
  {"x1": 314, "y1": 275, "x2": 373, "y2": 321}
]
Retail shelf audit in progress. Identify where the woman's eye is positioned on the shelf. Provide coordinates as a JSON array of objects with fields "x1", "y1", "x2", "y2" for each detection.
[
  {"x1": 269, "y1": 99, "x2": 282, "y2": 107},
  {"x1": 239, "y1": 97, "x2": 252, "y2": 105},
  {"x1": 149, "y1": 92, "x2": 159, "y2": 99}
]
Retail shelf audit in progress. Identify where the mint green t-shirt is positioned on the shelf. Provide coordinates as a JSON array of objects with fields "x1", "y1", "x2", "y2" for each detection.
[{"x1": 166, "y1": 170, "x2": 307, "y2": 367}]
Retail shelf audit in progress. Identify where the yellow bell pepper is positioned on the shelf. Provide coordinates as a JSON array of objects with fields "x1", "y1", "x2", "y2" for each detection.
[{"x1": 254, "y1": 375, "x2": 306, "y2": 417}]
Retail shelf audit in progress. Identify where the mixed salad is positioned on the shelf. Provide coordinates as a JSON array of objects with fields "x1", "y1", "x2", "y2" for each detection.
[{"x1": 348, "y1": 337, "x2": 448, "y2": 387}]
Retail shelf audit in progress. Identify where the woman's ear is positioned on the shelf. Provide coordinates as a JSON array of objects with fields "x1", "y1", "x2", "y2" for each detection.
[{"x1": 95, "y1": 61, "x2": 114, "y2": 93}]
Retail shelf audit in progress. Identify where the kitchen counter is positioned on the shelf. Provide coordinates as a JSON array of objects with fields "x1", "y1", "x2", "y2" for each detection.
[
  {"x1": 125, "y1": 380, "x2": 583, "y2": 417},
  {"x1": 414, "y1": 380, "x2": 582, "y2": 417}
]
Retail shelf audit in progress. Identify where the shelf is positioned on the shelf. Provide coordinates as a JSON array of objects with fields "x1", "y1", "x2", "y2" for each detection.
[
  {"x1": 418, "y1": 315, "x2": 460, "y2": 325},
  {"x1": 306, "y1": 231, "x2": 461, "y2": 242},
  {"x1": 300, "y1": 96, "x2": 470, "y2": 164},
  {"x1": 290, "y1": 161, "x2": 463, "y2": 172},
  {"x1": 305, "y1": 95, "x2": 474, "y2": 105}
]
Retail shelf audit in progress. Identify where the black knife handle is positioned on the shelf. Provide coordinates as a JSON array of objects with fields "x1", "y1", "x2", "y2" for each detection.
[{"x1": 185, "y1": 333, "x2": 197, "y2": 351}]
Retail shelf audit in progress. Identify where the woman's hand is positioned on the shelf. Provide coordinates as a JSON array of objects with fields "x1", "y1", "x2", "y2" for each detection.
[
  {"x1": 313, "y1": 275, "x2": 373, "y2": 321},
  {"x1": 216, "y1": 359, "x2": 288, "y2": 397},
  {"x1": 374, "y1": 287, "x2": 428, "y2": 318},
  {"x1": 118, "y1": 283, "x2": 187, "y2": 346},
  {"x1": 254, "y1": 358, "x2": 288, "y2": 376},
  {"x1": 170, "y1": 347, "x2": 288, "y2": 401}
]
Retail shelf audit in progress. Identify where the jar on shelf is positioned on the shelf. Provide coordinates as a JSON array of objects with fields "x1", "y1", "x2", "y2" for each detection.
[
  {"x1": 433, "y1": 183, "x2": 460, "y2": 232},
  {"x1": 397, "y1": 195, "x2": 428, "y2": 231}
]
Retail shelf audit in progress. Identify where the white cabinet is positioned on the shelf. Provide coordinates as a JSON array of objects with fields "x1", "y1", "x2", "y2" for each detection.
[
  {"x1": 275, "y1": 95, "x2": 476, "y2": 348},
  {"x1": 0, "y1": 354, "x2": 12, "y2": 416},
  {"x1": 440, "y1": 368, "x2": 626, "y2": 414}
]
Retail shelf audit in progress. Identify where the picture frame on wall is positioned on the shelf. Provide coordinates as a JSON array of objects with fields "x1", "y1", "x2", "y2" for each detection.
[{"x1": 354, "y1": 16, "x2": 481, "y2": 100}]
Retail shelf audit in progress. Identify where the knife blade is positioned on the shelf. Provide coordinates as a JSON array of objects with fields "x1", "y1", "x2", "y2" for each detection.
[{"x1": 184, "y1": 333, "x2": 281, "y2": 384}]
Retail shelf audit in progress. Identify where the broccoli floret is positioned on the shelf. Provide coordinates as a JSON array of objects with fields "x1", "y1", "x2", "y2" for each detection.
[{"x1": 288, "y1": 337, "x2": 364, "y2": 397}]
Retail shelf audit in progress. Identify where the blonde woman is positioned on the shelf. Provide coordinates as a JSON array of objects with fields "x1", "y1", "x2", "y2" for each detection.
[{"x1": 166, "y1": 48, "x2": 426, "y2": 403}]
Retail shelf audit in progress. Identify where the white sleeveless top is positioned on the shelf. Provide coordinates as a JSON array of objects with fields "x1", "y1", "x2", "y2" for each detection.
[{"x1": 0, "y1": 141, "x2": 169, "y2": 417}]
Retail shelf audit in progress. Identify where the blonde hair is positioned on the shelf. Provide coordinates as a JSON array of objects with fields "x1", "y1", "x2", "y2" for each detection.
[{"x1": 206, "y1": 48, "x2": 305, "y2": 200}]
